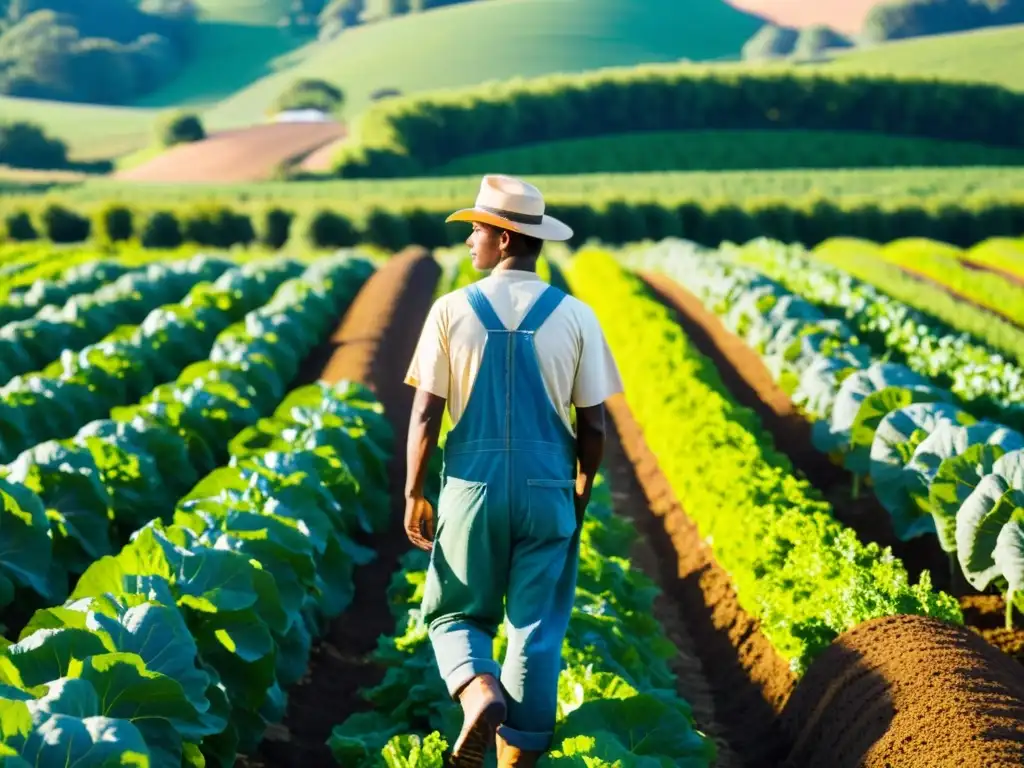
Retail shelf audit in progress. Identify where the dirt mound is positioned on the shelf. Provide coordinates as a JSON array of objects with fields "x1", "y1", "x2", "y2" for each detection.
[
  {"x1": 725, "y1": 0, "x2": 881, "y2": 34},
  {"x1": 779, "y1": 613, "x2": 1024, "y2": 767},
  {"x1": 115, "y1": 122, "x2": 344, "y2": 183}
]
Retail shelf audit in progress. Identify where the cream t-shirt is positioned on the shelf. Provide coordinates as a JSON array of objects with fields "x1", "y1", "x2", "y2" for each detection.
[{"x1": 404, "y1": 270, "x2": 623, "y2": 433}]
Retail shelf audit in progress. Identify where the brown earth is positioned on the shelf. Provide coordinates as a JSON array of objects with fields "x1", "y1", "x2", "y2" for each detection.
[
  {"x1": 961, "y1": 595, "x2": 1024, "y2": 667},
  {"x1": 115, "y1": 122, "x2": 345, "y2": 183},
  {"x1": 637, "y1": 269, "x2": 952, "y2": 594},
  {"x1": 606, "y1": 392, "x2": 796, "y2": 767},
  {"x1": 724, "y1": 0, "x2": 882, "y2": 34},
  {"x1": 778, "y1": 613, "x2": 1024, "y2": 767},
  {"x1": 242, "y1": 246, "x2": 441, "y2": 768}
]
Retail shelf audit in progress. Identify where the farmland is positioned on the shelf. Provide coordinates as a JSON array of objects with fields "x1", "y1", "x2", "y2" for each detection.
[
  {"x1": 2, "y1": 1, "x2": 1024, "y2": 763},
  {"x1": 0, "y1": 227, "x2": 1023, "y2": 766}
]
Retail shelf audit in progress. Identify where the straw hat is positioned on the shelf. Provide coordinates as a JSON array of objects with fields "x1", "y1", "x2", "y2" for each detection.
[{"x1": 445, "y1": 174, "x2": 573, "y2": 241}]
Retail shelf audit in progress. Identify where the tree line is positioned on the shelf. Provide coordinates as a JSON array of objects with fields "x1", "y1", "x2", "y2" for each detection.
[
  {"x1": 743, "y1": 0, "x2": 1024, "y2": 62},
  {"x1": 4, "y1": 193, "x2": 1024, "y2": 251},
  {"x1": 0, "y1": 0, "x2": 198, "y2": 103},
  {"x1": 330, "y1": 65, "x2": 1024, "y2": 177}
]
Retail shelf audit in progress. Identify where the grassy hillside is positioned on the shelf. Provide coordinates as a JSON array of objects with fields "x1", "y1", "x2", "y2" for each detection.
[
  {"x1": 132, "y1": 0, "x2": 316, "y2": 108},
  {"x1": 203, "y1": 0, "x2": 766, "y2": 128},
  {"x1": 819, "y1": 24, "x2": 1024, "y2": 91},
  {"x1": 0, "y1": 97, "x2": 158, "y2": 161}
]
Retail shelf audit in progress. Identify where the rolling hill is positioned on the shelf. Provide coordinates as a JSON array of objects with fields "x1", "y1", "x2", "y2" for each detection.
[
  {"x1": 820, "y1": 23, "x2": 1024, "y2": 91},
  {"x1": 202, "y1": 0, "x2": 767, "y2": 128}
]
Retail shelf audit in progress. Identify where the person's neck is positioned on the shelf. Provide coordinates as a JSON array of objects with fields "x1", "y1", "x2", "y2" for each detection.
[{"x1": 492, "y1": 256, "x2": 537, "y2": 274}]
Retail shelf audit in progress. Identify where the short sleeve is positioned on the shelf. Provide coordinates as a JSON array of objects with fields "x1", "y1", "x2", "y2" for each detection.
[
  {"x1": 404, "y1": 298, "x2": 450, "y2": 398},
  {"x1": 571, "y1": 305, "x2": 624, "y2": 408}
]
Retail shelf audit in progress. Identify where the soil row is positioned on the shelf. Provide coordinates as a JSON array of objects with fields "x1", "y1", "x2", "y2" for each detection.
[{"x1": 243, "y1": 246, "x2": 442, "y2": 767}]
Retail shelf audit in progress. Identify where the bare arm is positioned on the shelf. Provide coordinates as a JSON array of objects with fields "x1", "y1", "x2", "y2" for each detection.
[
  {"x1": 405, "y1": 388, "x2": 447, "y2": 501},
  {"x1": 574, "y1": 403, "x2": 607, "y2": 524}
]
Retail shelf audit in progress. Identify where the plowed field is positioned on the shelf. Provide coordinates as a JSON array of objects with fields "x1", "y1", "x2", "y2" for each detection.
[{"x1": 115, "y1": 122, "x2": 345, "y2": 183}]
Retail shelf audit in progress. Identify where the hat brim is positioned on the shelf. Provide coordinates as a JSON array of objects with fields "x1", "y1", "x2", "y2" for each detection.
[{"x1": 445, "y1": 207, "x2": 573, "y2": 241}]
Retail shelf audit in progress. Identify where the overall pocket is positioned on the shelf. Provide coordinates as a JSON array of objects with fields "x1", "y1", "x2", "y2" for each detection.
[{"x1": 525, "y1": 478, "x2": 577, "y2": 541}]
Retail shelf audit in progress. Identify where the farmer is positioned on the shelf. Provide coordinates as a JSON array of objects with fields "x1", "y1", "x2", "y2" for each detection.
[{"x1": 403, "y1": 174, "x2": 624, "y2": 767}]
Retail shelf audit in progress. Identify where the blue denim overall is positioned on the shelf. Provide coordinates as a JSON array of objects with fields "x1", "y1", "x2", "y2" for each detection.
[{"x1": 421, "y1": 282, "x2": 580, "y2": 751}]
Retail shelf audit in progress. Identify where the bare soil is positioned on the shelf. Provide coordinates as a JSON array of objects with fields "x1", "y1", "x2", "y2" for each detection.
[
  {"x1": 115, "y1": 122, "x2": 345, "y2": 183},
  {"x1": 778, "y1": 614, "x2": 1024, "y2": 767},
  {"x1": 241, "y1": 246, "x2": 441, "y2": 768},
  {"x1": 961, "y1": 595, "x2": 1024, "y2": 667}
]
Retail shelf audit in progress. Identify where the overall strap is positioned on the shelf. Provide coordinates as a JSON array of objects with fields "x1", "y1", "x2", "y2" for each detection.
[
  {"x1": 517, "y1": 286, "x2": 566, "y2": 333},
  {"x1": 465, "y1": 284, "x2": 506, "y2": 332}
]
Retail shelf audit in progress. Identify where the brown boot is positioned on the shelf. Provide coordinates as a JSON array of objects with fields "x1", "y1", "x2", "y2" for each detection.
[
  {"x1": 447, "y1": 674, "x2": 507, "y2": 768},
  {"x1": 495, "y1": 734, "x2": 544, "y2": 767}
]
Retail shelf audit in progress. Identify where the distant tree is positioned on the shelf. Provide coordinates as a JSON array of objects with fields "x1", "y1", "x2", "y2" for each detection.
[
  {"x1": 0, "y1": 120, "x2": 69, "y2": 169},
  {"x1": 860, "y1": 0, "x2": 1024, "y2": 44},
  {"x1": 370, "y1": 87, "x2": 401, "y2": 101},
  {"x1": 792, "y1": 25, "x2": 853, "y2": 60},
  {"x1": 273, "y1": 78, "x2": 344, "y2": 114},
  {"x1": 0, "y1": 0, "x2": 196, "y2": 103},
  {"x1": 741, "y1": 23, "x2": 799, "y2": 60},
  {"x1": 158, "y1": 111, "x2": 205, "y2": 146}
]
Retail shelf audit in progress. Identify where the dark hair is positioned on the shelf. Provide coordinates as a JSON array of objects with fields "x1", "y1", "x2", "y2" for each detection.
[{"x1": 501, "y1": 228, "x2": 543, "y2": 258}]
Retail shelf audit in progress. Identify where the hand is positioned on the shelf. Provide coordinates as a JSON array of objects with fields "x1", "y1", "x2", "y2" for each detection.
[
  {"x1": 405, "y1": 495, "x2": 435, "y2": 552},
  {"x1": 574, "y1": 486, "x2": 592, "y2": 528}
]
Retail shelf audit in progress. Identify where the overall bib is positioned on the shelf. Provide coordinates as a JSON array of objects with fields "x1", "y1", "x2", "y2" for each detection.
[{"x1": 421, "y1": 283, "x2": 581, "y2": 751}]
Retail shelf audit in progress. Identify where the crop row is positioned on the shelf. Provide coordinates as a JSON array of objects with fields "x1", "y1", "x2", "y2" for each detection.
[
  {"x1": 564, "y1": 247, "x2": 960, "y2": 672},
  {"x1": 9, "y1": 192, "x2": 1024, "y2": 252},
  {"x1": 0, "y1": 255, "x2": 373, "y2": 625},
  {"x1": 818, "y1": 238, "x2": 1024, "y2": 329},
  {"x1": 0, "y1": 379, "x2": 391, "y2": 767},
  {"x1": 0, "y1": 258, "x2": 304, "y2": 465},
  {"x1": 0, "y1": 256, "x2": 386, "y2": 765},
  {"x1": 1, "y1": 255, "x2": 234, "y2": 385},
  {"x1": 808, "y1": 240, "x2": 1024, "y2": 368},
  {"x1": 629, "y1": 239, "x2": 1024, "y2": 626},
  {"x1": 723, "y1": 238, "x2": 1024, "y2": 422}
]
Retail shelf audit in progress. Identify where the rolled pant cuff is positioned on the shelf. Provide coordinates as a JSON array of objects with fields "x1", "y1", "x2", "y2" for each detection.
[
  {"x1": 443, "y1": 658, "x2": 502, "y2": 699},
  {"x1": 496, "y1": 724, "x2": 553, "y2": 752}
]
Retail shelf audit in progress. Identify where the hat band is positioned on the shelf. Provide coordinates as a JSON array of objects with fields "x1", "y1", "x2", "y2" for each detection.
[{"x1": 477, "y1": 204, "x2": 543, "y2": 226}]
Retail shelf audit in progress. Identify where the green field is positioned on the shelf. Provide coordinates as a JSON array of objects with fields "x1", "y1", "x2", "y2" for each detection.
[
  {"x1": 433, "y1": 130, "x2": 1024, "y2": 176},
  {"x1": 11, "y1": 166, "x2": 1024, "y2": 209},
  {"x1": 820, "y1": 23, "x2": 1024, "y2": 91},
  {"x1": 202, "y1": 0, "x2": 765, "y2": 128},
  {"x1": 133, "y1": 0, "x2": 316, "y2": 109}
]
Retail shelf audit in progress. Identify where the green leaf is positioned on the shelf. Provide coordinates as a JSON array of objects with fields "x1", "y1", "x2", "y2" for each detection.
[
  {"x1": 929, "y1": 444, "x2": 1006, "y2": 553},
  {"x1": 20, "y1": 713, "x2": 151, "y2": 767},
  {"x1": 957, "y1": 476, "x2": 1024, "y2": 592},
  {"x1": 0, "y1": 477, "x2": 53, "y2": 603}
]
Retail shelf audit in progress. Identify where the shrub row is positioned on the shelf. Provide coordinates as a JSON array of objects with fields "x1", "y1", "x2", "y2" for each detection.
[
  {"x1": 330, "y1": 64, "x2": 1024, "y2": 177},
  {"x1": 4, "y1": 194, "x2": 1024, "y2": 250}
]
